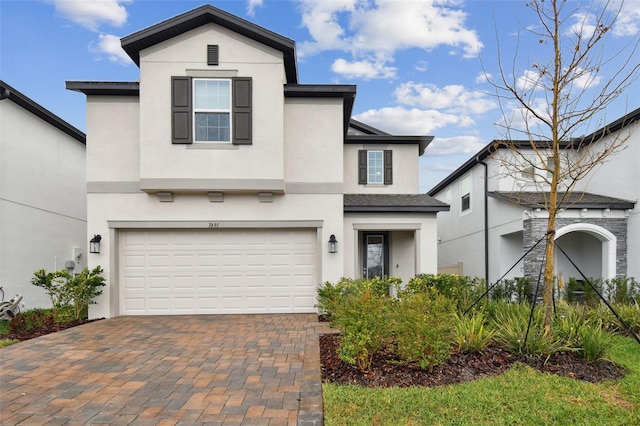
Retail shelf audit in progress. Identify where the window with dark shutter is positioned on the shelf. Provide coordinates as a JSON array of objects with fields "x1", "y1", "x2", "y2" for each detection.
[
  {"x1": 171, "y1": 76, "x2": 192, "y2": 144},
  {"x1": 232, "y1": 77, "x2": 252, "y2": 145},
  {"x1": 171, "y1": 76, "x2": 252, "y2": 145},
  {"x1": 358, "y1": 150, "x2": 367, "y2": 184},
  {"x1": 384, "y1": 150, "x2": 392, "y2": 184},
  {"x1": 207, "y1": 45, "x2": 219, "y2": 66}
]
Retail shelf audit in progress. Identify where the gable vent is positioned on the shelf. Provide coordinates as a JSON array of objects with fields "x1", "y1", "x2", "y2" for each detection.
[{"x1": 207, "y1": 45, "x2": 219, "y2": 66}]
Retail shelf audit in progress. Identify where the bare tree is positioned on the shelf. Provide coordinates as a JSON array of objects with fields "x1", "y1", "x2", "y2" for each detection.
[{"x1": 488, "y1": 0, "x2": 639, "y2": 331}]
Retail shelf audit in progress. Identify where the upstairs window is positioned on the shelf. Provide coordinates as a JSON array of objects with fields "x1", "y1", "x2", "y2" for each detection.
[
  {"x1": 193, "y1": 79, "x2": 231, "y2": 142},
  {"x1": 358, "y1": 150, "x2": 392, "y2": 185},
  {"x1": 461, "y1": 175, "x2": 471, "y2": 213},
  {"x1": 368, "y1": 150, "x2": 384, "y2": 183},
  {"x1": 171, "y1": 76, "x2": 252, "y2": 145}
]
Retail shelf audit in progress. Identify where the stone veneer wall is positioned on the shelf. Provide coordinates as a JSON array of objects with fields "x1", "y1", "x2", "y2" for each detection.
[{"x1": 522, "y1": 217, "x2": 628, "y2": 280}]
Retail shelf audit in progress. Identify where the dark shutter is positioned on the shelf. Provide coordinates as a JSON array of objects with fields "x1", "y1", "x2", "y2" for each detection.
[
  {"x1": 171, "y1": 76, "x2": 192, "y2": 144},
  {"x1": 384, "y1": 150, "x2": 393, "y2": 184},
  {"x1": 232, "y1": 77, "x2": 252, "y2": 145},
  {"x1": 207, "y1": 45, "x2": 219, "y2": 66},
  {"x1": 358, "y1": 150, "x2": 367, "y2": 184}
]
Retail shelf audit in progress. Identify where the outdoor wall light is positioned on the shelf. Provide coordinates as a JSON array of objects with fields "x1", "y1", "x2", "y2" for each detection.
[
  {"x1": 328, "y1": 234, "x2": 338, "y2": 253},
  {"x1": 89, "y1": 235, "x2": 102, "y2": 254}
]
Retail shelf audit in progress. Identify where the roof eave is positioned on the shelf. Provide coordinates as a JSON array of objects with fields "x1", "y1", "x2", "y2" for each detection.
[
  {"x1": 1, "y1": 80, "x2": 86, "y2": 144},
  {"x1": 66, "y1": 81, "x2": 140, "y2": 96},
  {"x1": 344, "y1": 206, "x2": 450, "y2": 213}
]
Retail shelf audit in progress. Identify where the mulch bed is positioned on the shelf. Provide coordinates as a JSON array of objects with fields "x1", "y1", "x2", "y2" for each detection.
[
  {"x1": 1, "y1": 318, "x2": 101, "y2": 342},
  {"x1": 320, "y1": 333, "x2": 628, "y2": 388}
]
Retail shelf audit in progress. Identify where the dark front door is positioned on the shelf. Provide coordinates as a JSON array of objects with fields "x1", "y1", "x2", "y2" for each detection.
[{"x1": 363, "y1": 232, "x2": 389, "y2": 279}]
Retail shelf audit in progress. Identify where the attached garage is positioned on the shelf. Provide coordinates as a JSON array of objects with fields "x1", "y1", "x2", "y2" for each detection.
[{"x1": 119, "y1": 229, "x2": 318, "y2": 315}]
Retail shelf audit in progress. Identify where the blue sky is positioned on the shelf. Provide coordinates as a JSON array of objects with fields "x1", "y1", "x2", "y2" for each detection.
[{"x1": 2, "y1": 0, "x2": 638, "y2": 192}]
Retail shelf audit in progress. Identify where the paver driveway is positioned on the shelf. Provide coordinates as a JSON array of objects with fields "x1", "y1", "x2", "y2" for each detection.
[{"x1": 0, "y1": 314, "x2": 330, "y2": 425}]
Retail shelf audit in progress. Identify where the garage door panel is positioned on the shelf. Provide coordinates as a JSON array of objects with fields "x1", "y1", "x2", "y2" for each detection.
[{"x1": 121, "y1": 229, "x2": 318, "y2": 315}]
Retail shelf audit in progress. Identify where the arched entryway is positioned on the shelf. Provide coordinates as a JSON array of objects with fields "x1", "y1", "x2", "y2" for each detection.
[{"x1": 554, "y1": 223, "x2": 616, "y2": 281}]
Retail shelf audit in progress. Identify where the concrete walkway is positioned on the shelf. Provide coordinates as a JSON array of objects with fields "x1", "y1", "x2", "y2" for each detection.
[{"x1": 0, "y1": 314, "x2": 330, "y2": 425}]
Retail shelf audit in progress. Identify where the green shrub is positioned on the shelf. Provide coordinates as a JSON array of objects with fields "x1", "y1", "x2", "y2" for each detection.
[
  {"x1": 333, "y1": 290, "x2": 391, "y2": 371},
  {"x1": 31, "y1": 269, "x2": 71, "y2": 310},
  {"x1": 553, "y1": 303, "x2": 590, "y2": 349},
  {"x1": 391, "y1": 289, "x2": 456, "y2": 371},
  {"x1": 402, "y1": 274, "x2": 485, "y2": 313},
  {"x1": 577, "y1": 325, "x2": 613, "y2": 362},
  {"x1": 603, "y1": 277, "x2": 638, "y2": 304},
  {"x1": 490, "y1": 277, "x2": 533, "y2": 303},
  {"x1": 31, "y1": 267, "x2": 106, "y2": 320},
  {"x1": 491, "y1": 302, "x2": 565, "y2": 356},
  {"x1": 564, "y1": 277, "x2": 603, "y2": 306},
  {"x1": 455, "y1": 312, "x2": 496, "y2": 353},
  {"x1": 316, "y1": 276, "x2": 400, "y2": 321},
  {"x1": 65, "y1": 266, "x2": 106, "y2": 319}
]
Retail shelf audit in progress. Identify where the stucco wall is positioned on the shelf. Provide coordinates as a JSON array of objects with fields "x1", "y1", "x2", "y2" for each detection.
[
  {"x1": 138, "y1": 24, "x2": 287, "y2": 183},
  {"x1": 343, "y1": 144, "x2": 419, "y2": 194},
  {"x1": 0, "y1": 100, "x2": 86, "y2": 309}
]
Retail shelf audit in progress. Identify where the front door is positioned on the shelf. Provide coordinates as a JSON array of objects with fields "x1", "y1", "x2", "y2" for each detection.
[{"x1": 363, "y1": 233, "x2": 388, "y2": 279}]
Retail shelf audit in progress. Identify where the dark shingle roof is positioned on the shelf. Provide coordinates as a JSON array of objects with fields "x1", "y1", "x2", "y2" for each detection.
[
  {"x1": 344, "y1": 194, "x2": 450, "y2": 213},
  {"x1": 489, "y1": 191, "x2": 635, "y2": 210}
]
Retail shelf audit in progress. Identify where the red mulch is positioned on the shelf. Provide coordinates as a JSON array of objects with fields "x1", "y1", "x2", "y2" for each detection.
[{"x1": 320, "y1": 333, "x2": 628, "y2": 388}]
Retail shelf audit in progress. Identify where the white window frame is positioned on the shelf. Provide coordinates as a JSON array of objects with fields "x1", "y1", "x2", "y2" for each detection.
[
  {"x1": 460, "y1": 175, "x2": 471, "y2": 214},
  {"x1": 193, "y1": 78, "x2": 232, "y2": 143},
  {"x1": 367, "y1": 150, "x2": 384, "y2": 184}
]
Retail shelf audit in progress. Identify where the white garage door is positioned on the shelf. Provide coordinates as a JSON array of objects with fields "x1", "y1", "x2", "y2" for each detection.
[{"x1": 120, "y1": 229, "x2": 317, "y2": 315}]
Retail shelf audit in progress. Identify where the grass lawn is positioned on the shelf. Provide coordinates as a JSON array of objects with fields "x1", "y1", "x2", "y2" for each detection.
[{"x1": 323, "y1": 335, "x2": 640, "y2": 425}]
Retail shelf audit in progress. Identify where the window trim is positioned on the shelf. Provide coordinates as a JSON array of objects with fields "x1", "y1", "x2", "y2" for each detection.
[
  {"x1": 367, "y1": 150, "x2": 384, "y2": 184},
  {"x1": 192, "y1": 78, "x2": 232, "y2": 143}
]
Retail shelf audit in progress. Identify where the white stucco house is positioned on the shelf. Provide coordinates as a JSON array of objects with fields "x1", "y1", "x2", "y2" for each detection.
[
  {"x1": 67, "y1": 5, "x2": 448, "y2": 319},
  {"x1": 0, "y1": 80, "x2": 87, "y2": 309},
  {"x1": 428, "y1": 107, "x2": 639, "y2": 286}
]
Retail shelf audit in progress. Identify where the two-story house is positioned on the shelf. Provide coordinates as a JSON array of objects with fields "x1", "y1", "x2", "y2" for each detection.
[
  {"x1": 428, "y1": 107, "x2": 639, "y2": 286},
  {"x1": 1, "y1": 80, "x2": 87, "y2": 309},
  {"x1": 67, "y1": 5, "x2": 448, "y2": 319}
]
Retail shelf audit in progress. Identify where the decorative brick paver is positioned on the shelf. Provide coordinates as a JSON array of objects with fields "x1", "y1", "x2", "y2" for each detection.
[{"x1": 0, "y1": 314, "x2": 330, "y2": 425}]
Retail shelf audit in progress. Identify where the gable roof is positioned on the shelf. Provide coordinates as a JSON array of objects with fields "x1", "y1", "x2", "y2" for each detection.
[
  {"x1": 427, "y1": 106, "x2": 640, "y2": 196},
  {"x1": 489, "y1": 191, "x2": 635, "y2": 210},
  {"x1": 344, "y1": 194, "x2": 450, "y2": 213},
  {"x1": 121, "y1": 4, "x2": 298, "y2": 83},
  {"x1": 0, "y1": 80, "x2": 85, "y2": 144},
  {"x1": 348, "y1": 119, "x2": 391, "y2": 136}
]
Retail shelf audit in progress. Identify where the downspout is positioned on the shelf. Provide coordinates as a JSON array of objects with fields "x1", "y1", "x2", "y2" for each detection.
[{"x1": 477, "y1": 157, "x2": 489, "y2": 291}]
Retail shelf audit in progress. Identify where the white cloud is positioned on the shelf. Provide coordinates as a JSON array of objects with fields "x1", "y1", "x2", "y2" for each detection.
[
  {"x1": 516, "y1": 69, "x2": 543, "y2": 92},
  {"x1": 497, "y1": 98, "x2": 550, "y2": 137},
  {"x1": 394, "y1": 82, "x2": 497, "y2": 115},
  {"x1": 613, "y1": 0, "x2": 640, "y2": 36},
  {"x1": 247, "y1": 0, "x2": 264, "y2": 17},
  {"x1": 297, "y1": 0, "x2": 482, "y2": 60},
  {"x1": 331, "y1": 56, "x2": 397, "y2": 79},
  {"x1": 424, "y1": 136, "x2": 486, "y2": 156},
  {"x1": 354, "y1": 107, "x2": 472, "y2": 135},
  {"x1": 48, "y1": 0, "x2": 130, "y2": 31},
  {"x1": 475, "y1": 72, "x2": 491, "y2": 84},
  {"x1": 570, "y1": 67, "x2": 602, "y2": 90},
  {"x1": 94, "y1": 33, "x2": 132, "y2": 65}
]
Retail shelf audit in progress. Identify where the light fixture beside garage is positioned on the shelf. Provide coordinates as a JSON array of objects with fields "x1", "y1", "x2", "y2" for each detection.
[
  {"x1": 328, "y1": 234, "x2": 338, "y2": 253},
  {"x1": 89, "y1": 235, "x2": 102, "y2": 254}
]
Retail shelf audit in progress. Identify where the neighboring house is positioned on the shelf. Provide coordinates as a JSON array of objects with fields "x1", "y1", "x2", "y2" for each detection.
[
  {"x1": 67, "y1": 5, "x2": 448, "y2": 318},
  {"x1": 0, "y1": 80, "x2": 87, "y2": 309},
  {"x1": 428, "y1": 107, "x2": 640, "y2": 287}
]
